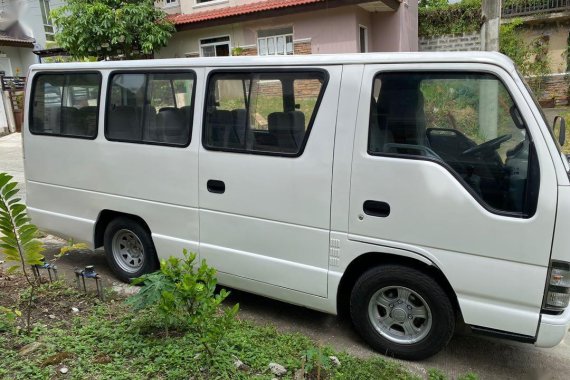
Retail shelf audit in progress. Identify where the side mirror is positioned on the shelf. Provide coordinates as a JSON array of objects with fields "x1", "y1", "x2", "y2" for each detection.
[{"x1": 554, "y1": 116, "x2": 566, "y2": 146}]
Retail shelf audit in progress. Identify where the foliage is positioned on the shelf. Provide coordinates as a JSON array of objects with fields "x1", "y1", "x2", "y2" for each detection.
[
  {"x1": 0, "y1": 173, "x2": 44, "y2": 333},
  {"x1": 129, "y1": 250, "x2": 239, "y2": 363},
  {"x1": 419, "y1": 0, "x2": 483, "y2": 38},
  {"x1": 57, "y1": 240, "x2": 89, "y2": 258},
  {"x1": 0, "y1": 274, "x2": 483, "y2": 379},
  {"x1": 303, "y1": 347, "x2": 333, "y2": 379},
  {"x1": 419, "y1": 0, "x2": 449, "y2": 8},
  {"x1": 232, "y1": 46, "x2": 245, "y2": 56},
  {"x1": 500, "y1": 19, "x2": 551, "y2": 96},
  {"x1": 428, "y1": 368, "x2": 448, "y2": 380},
  {"x1": 0, "y1": 306, "x2": 21, "y2": 334},
  {"x1": 0, "y1": 303, "x2": 426, "y2": 379},
  {"x1": 0, "y1": 173, "x2": 44, "y2": 272},
  {"x1": 51, "y1": 0, "x2": 175, "y2": 60}
]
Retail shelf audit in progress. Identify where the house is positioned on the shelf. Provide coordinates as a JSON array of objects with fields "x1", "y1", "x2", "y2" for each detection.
[
  {"x1": 0, "y1": 0, "x2": 65, "y2": 76},
  {"x1": 154, "y1": 0, "x2": 418, "y2": 59},
  {"x1": 0, "y1": 0, "x2": 64, "y2": 135}
]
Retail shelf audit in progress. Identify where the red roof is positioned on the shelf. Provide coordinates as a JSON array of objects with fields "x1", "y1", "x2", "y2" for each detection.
[{"x1": 170, "y1": 0, "x2": 324, "y2": 25}]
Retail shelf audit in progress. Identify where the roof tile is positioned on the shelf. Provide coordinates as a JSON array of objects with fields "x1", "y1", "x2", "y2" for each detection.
[{"x1": 170, "y1": 0, "x2": 324, "y2": 25}]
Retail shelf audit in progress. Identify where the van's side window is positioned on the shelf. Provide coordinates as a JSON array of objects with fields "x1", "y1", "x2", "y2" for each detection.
[
  {"x1": 204, "y1": 71, "x2": 326, "y2": 155},
  {"x1": 368, "y1": 72, "x2": 539, "y2": 216},
  {"x1": 106, "y1": 72, "x2": 195, "y2": 146},
  {"x1": 30, "y1": 73, "x2": 101, "y2": 138}
]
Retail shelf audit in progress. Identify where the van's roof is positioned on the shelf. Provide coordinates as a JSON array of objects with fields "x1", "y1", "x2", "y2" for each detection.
[{"x1": 29, "y1": 51, "x2": 516, "y2": 73}]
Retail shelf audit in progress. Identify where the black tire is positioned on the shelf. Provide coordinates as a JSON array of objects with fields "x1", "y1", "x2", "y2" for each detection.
[
  {"x1": 350, "y1": 265, "x2": 455, "y2": 360},
  {"x1": 103, "y1": 217, "x2": 158, "y2": 283}
]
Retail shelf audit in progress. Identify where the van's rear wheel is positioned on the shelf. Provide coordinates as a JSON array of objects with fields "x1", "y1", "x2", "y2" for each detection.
[
  {"x1": 104, "y1": 217, "x2": 157, "y2": 282},
  {"x1": 350, "y1": 265, "x2": 455, "y2": 360}
]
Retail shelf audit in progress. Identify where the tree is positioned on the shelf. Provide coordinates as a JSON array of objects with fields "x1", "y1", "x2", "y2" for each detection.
[
  {"x1": 51, "y1": 0, "x2": 175, "y2": 60},
  {"x1": 419, "y1": 0, "x2": 449, "y2": 8}
]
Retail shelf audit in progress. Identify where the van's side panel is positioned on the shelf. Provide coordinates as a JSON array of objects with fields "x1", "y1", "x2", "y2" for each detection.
[
  {"x1": 345, "y1": 63, "x2": 558, "y2": 336},
  {"x1": 25, "y1": 68, "x2": 205, "y2": 257},
  {"x1": 198, "y1": 66, "x2": 342, "y2": 297}
]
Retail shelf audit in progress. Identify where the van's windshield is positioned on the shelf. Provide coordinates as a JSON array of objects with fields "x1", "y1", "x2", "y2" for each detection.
[{"x1": 517, "y1": 69, "x2": 570, "y2": 172}]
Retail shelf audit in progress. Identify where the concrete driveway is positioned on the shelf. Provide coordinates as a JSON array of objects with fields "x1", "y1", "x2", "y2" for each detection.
[{"x1": 2, "y1": 132, "x2": 570, "y2": 380}]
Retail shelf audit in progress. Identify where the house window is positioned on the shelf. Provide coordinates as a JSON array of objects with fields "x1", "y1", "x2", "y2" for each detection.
[
  {"x1": 257, "y1": 27, "x2": 293, "y2": 56},
  {"x1": 200, "y1": 36, "x2": 230, "y2": 57},
  {"x1": 164, "y1": 0, "x2": 178, "y2": 5},
  {"x1": 39, "y1": 0, "x2": 55, "y2": 42},
  {"x1": 359, "y1": 26, "x2": 368, "y2": 53}
]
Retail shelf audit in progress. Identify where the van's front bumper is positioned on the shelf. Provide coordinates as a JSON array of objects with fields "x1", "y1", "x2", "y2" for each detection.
[{"x1": 535, "y1": 307, "x2": 570, "y2": 347}]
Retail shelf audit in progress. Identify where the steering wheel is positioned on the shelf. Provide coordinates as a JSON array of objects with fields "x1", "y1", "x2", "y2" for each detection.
[{"x1": 462, "y1": 134, "x2": 512, "y2": 156}]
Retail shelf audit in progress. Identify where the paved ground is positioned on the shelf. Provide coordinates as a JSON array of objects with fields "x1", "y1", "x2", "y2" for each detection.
[{"x1": 3, "y1": 132, "x2": 570, "y2": 379}]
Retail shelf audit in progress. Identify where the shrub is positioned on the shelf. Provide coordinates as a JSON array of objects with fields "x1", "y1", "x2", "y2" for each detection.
[{"x1": 128, "y1": 250, "x2": 239, "y2": 362}]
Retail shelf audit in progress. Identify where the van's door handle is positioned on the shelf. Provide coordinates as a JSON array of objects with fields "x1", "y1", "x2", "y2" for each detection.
[
  {"x1": 207, "y1": 180, "x2": 225, "y2": 194},
  {"x1": 363, "y1": 200, "x2": 390, "y2": 218}
]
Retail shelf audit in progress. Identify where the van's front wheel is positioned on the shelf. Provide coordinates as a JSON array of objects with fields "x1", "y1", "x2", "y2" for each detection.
[
  {"x1": 104, "y1": 217, "x2": 158, "y2": 282},
  {"x1": 350, "y1": 265, "x2": 455, "y2": 360}
]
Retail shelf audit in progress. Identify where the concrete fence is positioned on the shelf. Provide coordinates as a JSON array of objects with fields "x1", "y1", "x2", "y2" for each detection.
[{"x1": 419, "y1": 32, "x2": 481, "y2": 52}]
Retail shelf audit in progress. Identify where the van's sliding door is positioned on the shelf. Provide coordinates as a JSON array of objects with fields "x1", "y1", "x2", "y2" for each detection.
[{"x1": 197, "y1": 66, "x2": 342, "y2": 297}]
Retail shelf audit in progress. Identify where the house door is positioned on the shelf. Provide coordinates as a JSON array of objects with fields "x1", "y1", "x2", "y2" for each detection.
[
  {"x1": 348, "y1": 64, "x2": 558, "y2": 336},
  {"x1": 198, "y1": 67, "x2": 341, "y2": 297}
]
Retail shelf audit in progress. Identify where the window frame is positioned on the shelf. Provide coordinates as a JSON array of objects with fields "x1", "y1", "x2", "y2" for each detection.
[
  {"x1": 366, "y1": 69, "x2": 540, "y2": 219},
  {"x1": 104, "y1": 69, "x2": 197, "y2": 148},
  {"x1": 257, "y1": 34, "x2": 294, "y2": 56},
  {"x1": 200, "y1": 35, "x2": 231, "y2": 57},
  {"x1": 359, "y1": 25, "x2": 368, "y2": 53},
  {"x1": 202, "y1": 68, "x2": 329, "y2": 158},
  {"x1": 40, "y1": 0, "x2": 55, "y2": 42},
  {"x1": 29, "y1": 71, "x2": 103, "y2": 140}
]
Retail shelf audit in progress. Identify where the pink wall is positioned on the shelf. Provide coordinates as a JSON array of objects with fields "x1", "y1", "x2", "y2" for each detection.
[
  {"x1": 242, "y1": 7, "x2": 362, "y2": 53},
  {"x1": 372, "y1": 0, "x2": 418, "y2": 52}
]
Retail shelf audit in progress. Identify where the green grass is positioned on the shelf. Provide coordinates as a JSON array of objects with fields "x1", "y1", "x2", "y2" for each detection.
[
  {"x1": 0, "y1": 279, "x2": 480, "y2": 380},
  {"x1": 0, "y1": 301, "x2": 420, "y2": 380}
]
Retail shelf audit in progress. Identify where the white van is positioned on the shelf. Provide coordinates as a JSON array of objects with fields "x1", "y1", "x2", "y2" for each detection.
[{"x1": 23, "y1": 52, "x2": 570, "y2": 360}]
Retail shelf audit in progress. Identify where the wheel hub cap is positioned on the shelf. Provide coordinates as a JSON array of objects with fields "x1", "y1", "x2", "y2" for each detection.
[
  {"x1": 368, "y1": 286, "x2": 433, "y2": 345},
  {"x1": 391, "y1": 308, "x2": 407, "y2": 323},
  {"x1": 111, "y1": 229, "x2": 145, "y2": 274}
]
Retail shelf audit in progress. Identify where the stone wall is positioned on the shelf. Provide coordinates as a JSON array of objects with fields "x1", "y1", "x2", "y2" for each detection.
[
  {"x1": 419, "y1": 32, "x2": 481, "y2": 52},
  {"x1": 537, "y1": 73, "x2": 570, "y2": 106}
]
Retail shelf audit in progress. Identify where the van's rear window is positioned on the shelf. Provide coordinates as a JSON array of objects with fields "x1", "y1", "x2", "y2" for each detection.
[{"x1": 30, "y1": 73, "x2": 101, "y2": 139}]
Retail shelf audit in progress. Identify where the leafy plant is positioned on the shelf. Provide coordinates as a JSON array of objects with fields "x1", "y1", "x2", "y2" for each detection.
[
  {"x1": 0, "y1": 173, "x2": 44, "y2": 333},
  {"x1": 51, "y1": 0, "x2": 175, "y2": 61},
  {"x1": 302, "y1": 347, "x2": 333, "y2": 379},
  {"x1": 0, "y1": 306, "x2": 21, "y2": 334},
  {"x1": 419, "y1": 0, "x2": 483, "y2": 38},
  {"x1": 129, "y1": 250, "x2": 239, "y2": 363},
  {"x1": 428, "y1": 368, "x2": 447, "y2": 380}
]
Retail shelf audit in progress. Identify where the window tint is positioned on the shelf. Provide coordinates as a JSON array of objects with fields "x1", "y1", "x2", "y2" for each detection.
[
  {"x1": 30, "y1": 73, "x2": 101, "y2": 138},
  {"x1": 204, "y1": 71, "x2": 326, "y2": 155},
  {"x1": 106, "y1": 72, "x2": 195, "y2": 146},
  {"x1": 368, "y1": 72, "x2": 539, "y2": 216}
]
